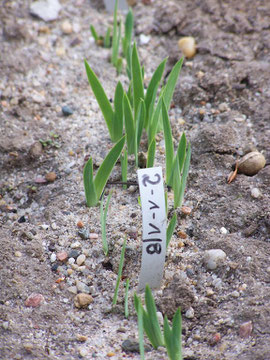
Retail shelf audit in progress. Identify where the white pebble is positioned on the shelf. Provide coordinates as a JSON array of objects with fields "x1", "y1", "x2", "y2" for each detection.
[
  {"x1": 79, "y1": 348, "x2": 88, "y2": 357},
  {"x1": 220, "y1": 227, "x2": 228, "y2": 235},
  {"x1": 251, "y1": 188, "x2": 262, "y2": 199},
  {"x1": 50, "y1": 253, "x2": 57, "y2": 262},
  {"x1": 204, "y1": 249, "x2": 227, "y2": 270},
  {"x1": 231, "y1": 290, "x2": 240, "y2": 298},
  {"x1": 71, "y1": 241, "x2": 81, "y2": 249},
  {"x1": 185, "y1": 307, "x2": 195, "y2": 319},
  {"x1": 139, "y1": 34, "x2": 150, "y2": 45},
  {"x1": 76, "y1": 254, "x2": 86, "y2": 266},
  {"x1": 68, "y1": 257, "x2": 75, "y2": 265}
]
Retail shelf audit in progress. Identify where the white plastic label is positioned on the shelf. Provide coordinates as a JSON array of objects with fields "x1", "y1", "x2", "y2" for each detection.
[{"x1": 137, "y1": 167, "x2": 167, "y2": 291}]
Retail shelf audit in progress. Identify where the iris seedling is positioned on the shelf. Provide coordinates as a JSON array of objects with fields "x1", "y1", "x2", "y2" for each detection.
[
  {"x1": 90, "y1": 25, "x2": 112, "y2": 48},
  {"x1": 162, "y1": 99, "x2": 191, "y2": 209},
  {"x1": 83, "y1": 136, "x2": 125, "y2": 207},
  {"x1": 100, "y1": 190, "x2": 113, "y2": 256},
  {"x1": 122, "y1": 8, "x2": 134, "y2": 79},
  {"x1": 124, "y1": 278, "x2": 130, "y2": 318},
  {"x1": 134, "y1": 285, "x2": 183, "y2": 360},
  {"x1": 85, "y1": 60, "x2": 124, "y2": 143},
  {"x1": 112, "y1": 236, "x2": 127, "y2": 306},
  {"x1": 134, "y1": 284, "x2": 164, "y2": 349},
  {"x1": 166, "y1": 213, "x2": 177, "y2": 248},
  {"x1": 111, "y1": 0, "x2": 122, "y2": 72}
]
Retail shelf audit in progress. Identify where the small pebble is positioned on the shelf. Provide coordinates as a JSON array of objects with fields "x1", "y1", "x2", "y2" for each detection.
[
  {"x1": 45, "y1": 172, "x2": 57, "y2": 182},
  {"x1": 251, "y1": 188, "x2": 262, "y2": 199},
  {"x1": 204, "y1": 249, "x2": 227, "y2": 270},
  {"x1": 139, "y1": 34, "x2": 150, "y2": 45},
  {"x1": 61, "y1": 20, "x2": 73, "y2": 34},
  {"x1": 220, "y1": 227, "x2": 228, "y2": 235},
  {"x1": 67, "y1": 268, "x2": 73, "y2": 276},
  {"x1": 76, "y1": 334, "x2": 88, "y2": 342},
  {"x1": 89, "y1": 233, "x2": 98, "y2": 239},
  {"x1": 15, "y1": 251, "x2": 22, "y2": 257},
  {"x1": 76, "y1": 281, "x2": 90, "y2": 293},
  {"x1": 2, "y1": 321, "x2": 9, "y2": 330},
  {"x1": 239, "y1": 321, "x2": 253, "y2": 338},
  {"x1": 68, "y1": 257, "x2": 76, "y2": 265},
  {"x1": 107, "y1": 352, "x2": 116, "y2": 357},
  {"x1": 78, "y1": 348, "x2": 88, "y2": 357},
  {"x1": 25, "y1": 293, "x2": 45, "y2": 307},
  {"x1": 78, "y1": 228, "x2": 89, "y2": 240},
  {"x1": 67, "y1": 286, "x2": 78, "y2": 294},
  {"x1": 69, "y1": 250, "x2": 80, "y2": 259},
  {"x1": 218, "y1": 103, "x2": 229, "y2": 112},
  {"x1": 57, "y1": 251, "x2": 68, "y2": 262},
  {"x1": 71, "y1": 241, "x2": 81, "y2": 248},
  {"x1": 77, "y1": 254, "x2": 86, "y2": 266},
  {"x1": 178, "y1": 36, "x2": 196, "y2": 58},
  {"x1": 231, "y1": 290, "x2": 240, "y2": 298},
  {"x1": 185, "y1": 307, "x2": 195, "y2": 319},
  {"x1": 128, "y1": 185, "x2": 136, "y2": 193},
  {"x1": 50, "y1": 253, "x2": 57, "y2": 262},
  {"x1": 209, "y1": 333, "x2": 221, "y2": 346},
  {"x1": 181, "y1": 206, "x2": 192, "y2": 215},
  {"x1": 177, "y1": 230, "x2": 187, "y2": 239},
  {"x1": 74, "y1": 293, "x2": 93, "y2": 308},
  {"x1": 77, "y1": 220, "x2": 84, "y2": 228},
  {"x1": 62, "y1": 105, "x2": 73, "y2": 116},
  {"x1": 121, "y1": 339, "x2": 152, "y2": 353}
]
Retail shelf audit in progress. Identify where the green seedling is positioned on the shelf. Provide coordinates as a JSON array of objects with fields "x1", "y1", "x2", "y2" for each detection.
[
  {"x1": 111, "y1": 0, "x2": 122, "y2": 69},
  {"x1": 113, "y1": 236, "x2": 127, "y2": 306},
  {"x1": 162, "y1": 99, "x2": 191, "y2": 209},
  {"x1": 122, "y1": 8, "x2": 134, "y2": 79},
  {"x1": 85, "y1": 60, "x2": 124, "y2": 142},
  {"x1": 166, "y1": 213, "x2": 177, "y2": 248},
  {"x1": 134, "y1": 284, "x2": 164, "y2": 349},
  {"x1": 90, "y1": 25, "x2": 112, "y2": 48},
  {"x1": 135, "y1": 285, "x2": 183, "y2": 360},
  {"x1": 163, "y1": 308, "x2": 182, "y2": 360},
  {"x1": 100, "y1": 190, "x2": 113, "y2": 256},
  {"x1": 120, "y1": 148, "x2": 128, "y2": 189},
  {"x1": 146, "y1": 138, "x2": 156, "y2": 168},
  {"x1": 137, "y1": 298, "x2": 145, "y2": 360},
  {"x1": 83, "y1": 136, "x2": 125, "y2": 207},
  {"x1": 124, "y1": 278, "x2": 130, "y2": 318}
]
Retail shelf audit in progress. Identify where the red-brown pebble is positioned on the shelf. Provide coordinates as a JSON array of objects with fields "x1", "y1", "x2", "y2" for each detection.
[
  {"x1": 209, "y1": 332, "x2": 221, "y2": 346},
  {"x1": 181, "y1": 206, "x2": 192, "y2": 215},
  {"x1": 56, "y1": 251, "x2": 68, "y2": 262},
  {"x1": 77, "y1": 220, "x2": 84, "y2": 228},
  {"x1": 25, "y1": 293, "x2": 45, "y2": 307},
  {"x1": 45, "y1": 172, "x2": 57, "y2": 182},
  {"x1": 177, "y1": 230, "x2": 187, "y2": 239},
  {"x1": 239, "y1": 321, "x2": 253, "y2": 338}
]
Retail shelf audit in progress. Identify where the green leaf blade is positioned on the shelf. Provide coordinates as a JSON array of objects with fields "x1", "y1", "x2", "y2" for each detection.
[
  {"x1": 166, "y1": 213, "x2": 177, "y2": 248},
  {"x1": 113, "y1": 81, "x2": 124, "y2": 141},
  {"x1": 163, "y1": 57, "x2": 184, "y2": 111},
  {"x1": 162, "y1": 99, "x2": 174, "y2": 185},
  {"x1": 132, "y1": 43, "x2": 144, "y2": 119},
  {"x1": 84, "y1": 60, "x2": 114, "y2": 139},
  {"x1": 123, "y1": 93, "x2": 135, "y2": 155},
  {"x1": 83, "y1": 158, "x2": 97, "y2": 207},
  {"x1": 94, "y1": 136, "x2": 125, "y2": 200},
  {"x1": 147, "y1": 138, "x2": 156, "y2": 168}
]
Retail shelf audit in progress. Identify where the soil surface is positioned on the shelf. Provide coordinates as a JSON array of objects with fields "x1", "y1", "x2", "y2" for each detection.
[{"x1": 1, "y1": 0, "x2": 270, "y2": 359}]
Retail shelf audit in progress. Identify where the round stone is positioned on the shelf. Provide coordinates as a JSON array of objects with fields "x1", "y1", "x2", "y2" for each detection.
[
  {"x1": 204, "y1": 249, "x2": 227, "y2": 270},
  {"x1": 76, "y1": 254, "x2": 86, "y2": 266}
]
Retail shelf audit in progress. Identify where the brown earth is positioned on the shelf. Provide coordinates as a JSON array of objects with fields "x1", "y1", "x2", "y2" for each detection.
[{"x1": 0, "y1": 0, "x2": 270, "y2": 359}]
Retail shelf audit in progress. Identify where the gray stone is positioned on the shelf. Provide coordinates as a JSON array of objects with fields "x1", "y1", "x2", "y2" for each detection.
[
  {"x1": 30, "y1": 0, "x2": 61, "y2": 22},
  {"x1": 204, "y1": 249, "x2": 227, "y2": 270}
]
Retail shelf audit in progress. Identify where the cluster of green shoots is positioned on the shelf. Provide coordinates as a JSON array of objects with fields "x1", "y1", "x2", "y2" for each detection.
[
  {"x1": 85, "y1": 2, "x2": 189, "y2": 359},
  {"x1": 90, "y1": 0, "x2": 133, "y2": 75}
]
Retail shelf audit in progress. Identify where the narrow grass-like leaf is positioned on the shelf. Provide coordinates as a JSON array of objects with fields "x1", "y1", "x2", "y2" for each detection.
[
  {"x1": 132, "y1": 43, "x2": 144, "y2": 119},
  {"x1": 120, "y1": 148, "x2": 128, "y2": 189},
  {"x1": 162, "y1": 99, "x2": 174, "y2": 185},
  {"x1": 104, "y1": 26, "x2": 111, "y2": 48},
  {"x1": 90, "y1": 25, "x2": 99, "y2": 42},
  {"x1": 136, "y1": 100, "x2": 145, "y2": 149},
  {"x1": 134, "y1": 100, "x2": 142, "y2": 166},
  {"x1": 135, "y1": 295, "x2": 145, "y2": 360},
  {"x1": 113, "y1": 236, "x2": 127, "y2": 305},
  {"x1": 166, "y1": 213, "x2": 177, "y2": 248},
  {"x1": 144, "y1": 284, "x2": 164, "y2": 348},
  {"x1": 172, "y1": 160, "x2": 181, "y2": 210},
  {"x1": 113, "y1": 81, "x2": 124, "y2": 141},
  {"x1": 112, "y1": 0, "x2": 119, "y2": 66},
  {"x1": 145, "y1": 58, "x2": 167, "y2": 129},
  {"x1": 168, "y1": 132, "x2": 187, "y2": 188},
  {"x1": 162, "y1": 57, "x2": 184, "y2": 111},
  {"x1": 83, "y1": 157, "x2": 97, "y2": 207},
  {"x1": 84, "y1": 60, "x2": 114, "y2": 138},
  {"x1": 146, "y1": 138, "x2": 156, "y2": 168},
  {"x1": 100, "y1": 190, "x2": 113, "y2": 256},
  {"x1": 123, "y1": 8, "x2": 133, "y2": 58},
  {"x1": 148, "y1": 94, "x2": 163, "y2": 145},
  {"x1": 116, "y1": 56, "x2": 123, "y2": 75},
  {"x1": 123, "y1": 93, "x2": 135, "y2": 155},
  {"x1": 94, "y1": 136, "x2": 125, "y2": 200},
  {"x1": 126, "y1": 43, "x2": 132, "y2": 80},
  {"x1": 177, "y1": 143, "x2": 191, "y2": 209},
  {"x1": 164, "y1": 308, "x2": 182, "y2": 360},
  {"x1": 124, "y1": 278, "x2": 130, "y2": 318}
]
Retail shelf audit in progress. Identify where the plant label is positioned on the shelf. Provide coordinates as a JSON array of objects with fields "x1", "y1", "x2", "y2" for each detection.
[{"x1": 137, "y1": 167, "x2": 167, "y2": 291}]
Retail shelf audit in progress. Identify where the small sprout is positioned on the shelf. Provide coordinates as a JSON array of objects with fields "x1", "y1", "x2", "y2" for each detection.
[{"x1": 112, "y1": 236, "x2": 127, "y2": 306}]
